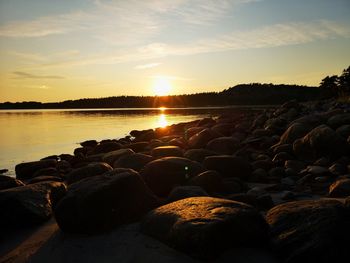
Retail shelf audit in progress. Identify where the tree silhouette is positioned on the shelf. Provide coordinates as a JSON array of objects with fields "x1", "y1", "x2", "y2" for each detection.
[
  {"x1": 319, "y1": 75, "x2": 338, "y2": 98},
  {"x1": 337, "y1": 66, "x2": 350, "y2": 97}
]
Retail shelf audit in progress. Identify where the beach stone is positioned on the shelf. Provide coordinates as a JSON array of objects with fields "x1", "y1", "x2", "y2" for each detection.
[
  {"x1": 272, "y1": 143, "x2": 293, "y2": 154},
  {"x1": 188, "y1": 170, "x2": 222, "y2": 193},
  {"x1": 141, "y1": 157, "x2": 203, "y2": 197},
  {"x1": 252, "y1": 159, "x2": 274, "y2": 171},
  {"x1": 151, "y1": 146, "x2": 183, "y2": 158},
  {"x1": 0, "y1": 175, "x2": 24, "y2": 191},
  {"x1": 184, "y1": 149, "x2": 218, "y2": 163},
  {"x1": 250, "y1": 168, "x2": 269, "y2": 183},
  {"x1": 32, "y1": 167, "x2": 60, "y2": 178},
  {"x1": 185, "y1": 127, "x2": 205, "y2": 139},
  {"x1": 272, "y1": 152, "x2": 293, "y2": 164},
  {"x1": 266, "y1": 199, "x2": 350, "y2": 263},
  {"x1": 188, "y1": 128, "x2": 221, "y2": 149},
  {"x1": 141, "y1": 197, "x2": 269, "y2": 260},
  {"x1": 327, "y1": 113, "x2": 350, "y2": 129},
  {"x1": 28, "y1": 175, "x2": 63, "y2": 184},
  {"x1": 197, "y1": 117, "x2": 216, "y2": 127},
  {"x1": 65, "y1": 162, "x2": 113, "y2": 184},
  {"x1": 284, "y1": 160, "x2": 306, "y2": 173},
  {"x1": 91, "y1": 141, "x2": 122, "y2": 154},
  {"x1": 15, "y1": 159, "x2": 57, "y2": 180},
  {"x1": 54, "y1": 169, "x2": 159, "y2": 234},
  {"x1": 329, "y1": 179, "x2": 350, "y2": 197},
  {"x1": 329, "y1": 163, "x2": 347, "y2": 176},
  {"x1": 113, "y1": 153, "x2": 154, "y2": 171},
  {"x1": 167, "y1": 186, "x2": 208, "y2": 203},
  {"x1": 102, "y1": 148, "x2": 135, "y2": 166},
  {"x1": 293, "y1": 125, "x2": 348, "y2": 161},
  {"x1": 336, "y1": 125, "x2": 350, "y2": 138},
  {"x1": 206, "y1": 136, "x2": 240, "y2": 154},
  {"x1": 123, "y1": 142, "x2": 149, "y2": 152},
  {"x1": 291, "y1": 114, "x2": 325, "y2": 128},
  {"x1": 279, "y1": 123, "x2": 311, "y2": 144},
  {"x1": 80, "y1": 140, "x2": 98, "y2": 148},
  {"x1": 204, "y1": 155, "x2": 252, "y2": 179},
  {"x1": 0, "y1": 181, "x2": 67, "y2": 226},
  {"x1": 211, "y1": 123, "x2": 233, "y2": 136}
]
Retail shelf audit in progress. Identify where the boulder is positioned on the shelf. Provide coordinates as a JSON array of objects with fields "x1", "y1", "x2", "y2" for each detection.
[
  {"x1": 80, "y1": 140, "x2": 98, "y2": 148},
  {"x1": 141, "y1": 157, "x2": 203, "y2": 197},
  {"x1": 91, "y1": 141, "x2": 122, "y2": 154},
  {"x1": 204, "y1": 155, "x2": 252, "y2": 179},
  {"x1": 167, "y1": 186, "x2": 208, "y2": 203},
  {"x1": 184, "y1": 149, "x2": 218, "y2": 163},
  {"x1": 327, "y1": 113, "x2": 350, "y2": 129},
  {"x1": 113, "y1": 153, "x2": 154, "y2": 171},
  {"x1": 102, "y1": 148, "x2": 135, "y2": 166},
  {"x1": 65, "y1": 162, "x2": 113, "y2": 184},
  {"x1": 141, "y1": 197, "x2": 269, "y2": 260},
  {"x1": 28, "y1": 175, "x2": 63, "y2": 184},
  {"x1": 266, "y1": 199, "x2": 350, "y2": 263},
  {"x1": 206, "y1": 136, "x2": 240, "y2": 154},
  {"x1": 0, "y1": 175, "x2": 24, "y2": 191},
  {"x1": 336, "y1": 125, "x2": 350, "y2": 138},
  {"x1": 188, "y1": 128, "x2": 220, "y2": 149},
  {"x1": 329, "y1": 179, "x2": 350, "y2": 197},
  {"x1": 151, "y1": 146, "x2": 183, "y2": 158},
  {"x1": 54, "y1": 169, "x2": 159, "y2": 234},
  {"x1": 0, "y1": 181, "x2": 67, "y2": 226},
  {"x1": 15, "y1": 159, "x2": 57, "y2": 180},
  {"x1": 211, "y1": 123, "x2": 233, "y2": 136},
  {"x1": 123, "y1": 142, "x2": 149, "y2": 152},
  {"x1": 279, "y1": 123, "x2": 311, "y2": 145},
  {"x1": 188, "y1": 170, "x2": 222, "y2": 193}
]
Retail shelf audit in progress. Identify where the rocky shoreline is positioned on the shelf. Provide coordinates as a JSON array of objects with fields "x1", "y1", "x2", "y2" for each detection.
[{"x1": 1, "y1": 98, "x2": 350, "y2": 262}]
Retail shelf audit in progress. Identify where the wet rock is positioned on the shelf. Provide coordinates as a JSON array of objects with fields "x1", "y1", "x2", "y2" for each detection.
[
  {"x1": 15, "y1": 159, "x2": 57, "y2": 180},
  {"x1": 188, "y1": 170, "x2": 222, "y2": 193},
  {"x1": 141, "y1": 197, "x2": 269, "y2": 260},
  {"x1": 188, "y1": 128, "x2": 221, "y2": 149},
  {"x1": 80, "y1": 140, "x2": 98, "y2": 148},
  {"x1": 91, "y1": 141, "x2": 122, "y2": 154},
  {"x1": 327, "y1": 113, "x2": 350, "y2": 129},
  {"x1": 167, "y1": 186, "x2": 208, "y2": 203},
  {"x1": 0, "y1": 181, "x2": 67, "y2": 226},
  {"x1": 204, "y1": 155, "x2": 252, "y2": 179},
  {"x1": 279, "y1": 123, "x2": 311, "y2": 145},
  {"x1": 113, "y1": 153, "x2": 154, "y2": 171},
  {"x1": 141, "y1": 157, "x2": 203, "y2": 197},
  {"x1": 65, "y1": 162, "x2": 113, "y2": 184},
  {"x1": 54, "y1": 169, "x2": 158, "y2": 234},
  {"x1": 266, "y1": 199, "x2": 350, "y2": 263},
  {"x1": 206, "y1": 136, "x2": 240, "y2": 154},
  {"x1": 102, "y1": 148, "x2": 135, "y2": 166},
  {"x1": 151, "y1": 146, "x2": 183, "y2": 158},
  {"x1": 123, "y1": 142, "x2": 149, "y2": 152},
  {"x1": 0, "y1": 175, "x2": 24, "y2": 191},
  {"x1": 329, "y1": 179, "x2": 350, "y2": 197},
  {"x1": 184, "y1": 149, "x2": 218, "y2": 163}
]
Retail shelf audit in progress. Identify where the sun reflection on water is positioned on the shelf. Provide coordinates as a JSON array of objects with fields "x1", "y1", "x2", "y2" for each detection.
[{"x1": 158, "y1": 113, "x2": 168, "y2": 128}]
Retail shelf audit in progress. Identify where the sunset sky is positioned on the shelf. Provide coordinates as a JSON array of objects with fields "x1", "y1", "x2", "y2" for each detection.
[{"x1": 0, "y1": 0, "x2": 349, "y2": 102}]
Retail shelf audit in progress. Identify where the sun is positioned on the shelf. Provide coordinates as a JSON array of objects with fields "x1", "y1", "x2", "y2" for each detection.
[{"x1": 153, "y1": 76, "x2": 172, "y2": 96}]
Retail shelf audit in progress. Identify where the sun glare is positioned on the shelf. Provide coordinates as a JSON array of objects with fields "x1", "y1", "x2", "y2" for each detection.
[
  {"x1": 153, "y1": 76, "x2": 172, "y2": 96},
  {"x1": 158, "y1": 113, "x2": 168, "y2": 128}
]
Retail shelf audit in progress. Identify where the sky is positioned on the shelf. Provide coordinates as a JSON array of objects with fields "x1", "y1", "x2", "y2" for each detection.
[{"x1": 0, "y1": 0, "x2": 349, "y2": 102}]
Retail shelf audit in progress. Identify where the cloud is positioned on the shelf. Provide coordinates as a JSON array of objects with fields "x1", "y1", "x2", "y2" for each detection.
[
  {"x1": 29, "y1": 20, "x2": 349, "y2": 70},
  {"x1": 135, "y1": 63, "x2": 162, "y2": 69},
  {"x1": 13, "y1": 71, "x2": 65, "y2": 79}
]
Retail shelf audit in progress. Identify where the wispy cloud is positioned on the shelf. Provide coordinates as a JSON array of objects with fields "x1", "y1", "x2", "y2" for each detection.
[
  {"x1": 13, "y1": 71, "x2": 65, "y2": 79},
  {"x1": 28, "y1": 20, "x2": 349, "y2": 69},
  {"x1": 135, "y1": 63, "x2": 161, "y2": 69}
]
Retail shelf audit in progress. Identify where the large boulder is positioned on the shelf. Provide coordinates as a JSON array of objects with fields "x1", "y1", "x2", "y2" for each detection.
[
  {"x1": 266, "y1": 199, "x2": 350, "y2": 263},
  {"x1": 90, "y1": 141, "x2": 122, "y2": 154},
  {"x1": 140, "y1": 157, "x2": 203, "y2": 197},
  {"x1": 329, "y1": 179, "x2": 350, "y2": 197},
  {"x1": 0, "y1": 175, "x2": 24, "y2": 190},
  {"x1": 188, "y1": 170, "x2": 223, "y2": 193},
  {"x1": 151, "y1": 146, "x2": 183, "y2": 158},
  {"x1": 206, "y1": 136, "x2": 240, "y2": 154},
  {"x1": 65, "y1": 162, "x2": 113, "y2": 184},
  {"x1": 113, "y1": 153, "x2": 154, "y2": 171},
  {"x1": 279, "y1": 123, "x2": 311, "y2": 145},
  {"x1": 102, "y1": 148, "x2": 135, "y2": 166},
  {"x1": 188, "y1": 128, "x2": 220, "y2": 149},
  {"x1": 141, "y1": 197, "x2": 269, "y2": 259},
  {"x1": 15, "y1": 159, "x2": 57, "y2": 180},
  {"x1": 54, "y1": 169, "x2": 159, "y2": 234},
  {"x1": 0, "y1": 181, "x2": 67, "y2": 226},
  {"x1": 203, "y1": 155, "x2": 252, "y2": 179},
  {"x1": 293, "y1": 125, "x2": 348, "y2": 161}
]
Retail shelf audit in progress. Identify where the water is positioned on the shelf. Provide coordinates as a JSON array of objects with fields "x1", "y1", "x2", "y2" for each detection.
[{"x1": 0, "y1": 107, "x2": 246, "y2": 176}]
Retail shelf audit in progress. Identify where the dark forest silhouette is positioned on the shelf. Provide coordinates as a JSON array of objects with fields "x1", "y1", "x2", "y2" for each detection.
[{"x1": 1, "y1": 66, "x2": 349, "y2": 109}]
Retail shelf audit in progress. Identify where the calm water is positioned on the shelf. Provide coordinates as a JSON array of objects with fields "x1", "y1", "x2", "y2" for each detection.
[{"x1": 0, "y1": 107, "x2": 244, "y2": 176}]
